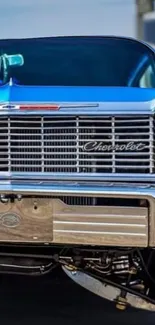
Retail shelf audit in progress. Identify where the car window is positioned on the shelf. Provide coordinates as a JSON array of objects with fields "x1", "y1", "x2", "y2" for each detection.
[
  {"x1": 0, "y1": 36, "x2": 155, "y2": 87},
  {"x1": 139, "y1": 64, "x2": 155, "y2": 88}
]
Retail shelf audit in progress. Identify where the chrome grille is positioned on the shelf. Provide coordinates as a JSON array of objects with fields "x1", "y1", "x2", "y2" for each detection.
[{"x1": 0, "y1": 115, "x2": 153, "y2": 174}]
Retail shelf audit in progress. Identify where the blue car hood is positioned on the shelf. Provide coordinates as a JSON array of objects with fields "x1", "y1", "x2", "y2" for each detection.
[{"x1": 0, "y1": 83, "x2": 155, "y2": 103}]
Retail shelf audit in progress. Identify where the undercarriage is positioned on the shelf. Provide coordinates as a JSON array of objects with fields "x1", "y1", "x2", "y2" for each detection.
[{"x1": 0, "y1": 244, "x2": 155, "y2": 311}]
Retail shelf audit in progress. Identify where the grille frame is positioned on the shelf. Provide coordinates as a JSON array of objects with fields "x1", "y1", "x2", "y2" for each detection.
[{"x1": 0, "y1": 114, "x2": 153, "y2": 176}]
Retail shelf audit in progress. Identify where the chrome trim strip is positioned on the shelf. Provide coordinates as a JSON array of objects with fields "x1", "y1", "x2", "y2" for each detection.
[
  {"x1": 0, "y1": 101, "x2": 153, "y2": 115},
  {"x1": 0, "y1": 182, "x2": 153, "y2": 197},
  {"x1": 54, "y1": 230, "x2": 146, "y2": 236},
  {"x1": 54, "y1": 221, "x2": 146, "y2": 228},
  {"x1": 0, "y1": 172, "x2": 155, "y2": 183}
]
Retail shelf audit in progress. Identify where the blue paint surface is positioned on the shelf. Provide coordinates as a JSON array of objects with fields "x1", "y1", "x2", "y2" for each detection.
[{"x1": 0, "y1": 83, "x2": 154, "y2": 103}]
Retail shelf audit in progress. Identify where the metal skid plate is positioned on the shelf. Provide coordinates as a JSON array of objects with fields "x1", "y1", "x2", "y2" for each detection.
[{"x1": 62, "y1": 265, "x2": 155, "y2": 312}]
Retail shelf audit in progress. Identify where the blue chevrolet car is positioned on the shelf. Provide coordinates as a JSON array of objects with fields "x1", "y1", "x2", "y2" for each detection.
[{"x1": 0, "y1": 35, "x2": 155, "y2": 311}]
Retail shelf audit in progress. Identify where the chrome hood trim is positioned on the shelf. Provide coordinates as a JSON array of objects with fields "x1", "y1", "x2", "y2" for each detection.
[{"x1": 0, "y1": 100, "x2": 154, "y2": 115}]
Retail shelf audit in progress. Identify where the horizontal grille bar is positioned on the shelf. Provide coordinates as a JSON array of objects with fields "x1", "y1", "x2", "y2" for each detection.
[
  {"x1": 6, "y1": 158, "x2": 151, "y2": 162},
  {"x1": 0, "y1": 115, "x2": 153, "y2": 174}
]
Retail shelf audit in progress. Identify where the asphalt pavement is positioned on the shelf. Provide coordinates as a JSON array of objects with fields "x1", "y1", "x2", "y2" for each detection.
[{"x1": 0, "y1": 267, "x2": 154, "y2": 325}]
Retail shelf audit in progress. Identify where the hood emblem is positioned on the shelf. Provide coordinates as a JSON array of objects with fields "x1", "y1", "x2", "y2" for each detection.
[
  {"x1": 83, "y1": 141, "x2": 147, "y2": 152},
  {"x1": 0, "y1": 104, "x2": 19, "y2": 110},
  {"x1": 0, "y1": 103, "x2": 60, "y2": 111}
]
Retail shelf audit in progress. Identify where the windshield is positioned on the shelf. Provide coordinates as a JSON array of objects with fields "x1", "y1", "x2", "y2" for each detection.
[{"x1": 0, "y1": 36, "x2": 155, "y2": 87}]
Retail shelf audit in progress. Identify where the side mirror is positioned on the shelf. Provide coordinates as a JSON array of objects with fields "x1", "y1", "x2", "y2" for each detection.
[
  {"x1": 0, "y1": 53, "x2": 24, "y2": 83},
  {"x1": 3, "y1": 54, "x2": 24, "y2": 67}
]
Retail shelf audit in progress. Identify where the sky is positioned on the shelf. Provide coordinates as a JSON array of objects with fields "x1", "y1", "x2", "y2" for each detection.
[{"x1": 0, "y1": 0, "x2": 136, "y2": 39}]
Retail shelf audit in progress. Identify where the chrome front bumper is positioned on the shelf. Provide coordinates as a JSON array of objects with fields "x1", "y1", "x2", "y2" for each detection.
[{"x1": 0, "y1": 181, "x2": 154, "y2": 247}]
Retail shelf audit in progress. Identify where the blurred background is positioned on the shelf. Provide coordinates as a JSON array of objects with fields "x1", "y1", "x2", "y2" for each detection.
[{"x1": 0, "y1": 0, "x2": 154, "y2": 48}]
